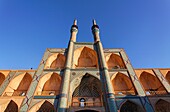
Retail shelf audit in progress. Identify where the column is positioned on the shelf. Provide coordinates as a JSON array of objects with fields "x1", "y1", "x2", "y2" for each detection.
[
  {"x1": 57, "y1": 20, "x2": 78, "y2": 112},
  {"x1": 91, "y1": 20, "x2": 117, "y2": 112},
  {"x1": 19, "y1": 49, "x2": 50, "y2": 112},
  {"x1": 120, "y1": 50, "x2": 154, "y2": 112},
  {"x1": 0, "y1": 71, "x2": 16, "y2": 95},
  {"x1": 153, "y1": 69, "x2": 170, "y2": 93}
]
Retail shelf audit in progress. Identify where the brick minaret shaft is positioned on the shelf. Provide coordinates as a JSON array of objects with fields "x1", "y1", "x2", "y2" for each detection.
[
  {"x1": 57, "y1": 20, "x2": 78, "y2": 112},
  {"x1": 91, "y1": 20, "x2": 117, "y2": 112}
]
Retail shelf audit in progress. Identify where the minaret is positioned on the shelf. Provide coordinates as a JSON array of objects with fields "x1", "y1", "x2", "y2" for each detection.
[
  {"x1": 57, "y1": 20, "x2": 78, "y2": 112},
  {"x1": 70, "y1": 19, "x2": 78, "y2": 42},
  {"x1": 91, "y1": 20, "x2": 117, "y2": 112},
  {"x1": 91, "y1": 19, "x2": 100, "y2": 42}
]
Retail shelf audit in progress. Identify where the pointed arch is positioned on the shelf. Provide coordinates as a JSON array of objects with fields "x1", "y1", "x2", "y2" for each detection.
[
  {"x1": 155, "y1": 99, "x2": 170, "y2": 112},
  {"x1": 73, "y1": 47, "x2": 98, "y2": 68},
  {"x1": 73, "y1": 73, "x2": 102, "y2": 97},
  {"x1": 37, "y1": 100, "x2": 56, "y2": 112},
  {"x1": 4, "y1": 100, "x2": 18, "y2": 112},
  {"x1": 40, "y1": 73, "x2": 61, "y2": 95},
  {"x1": 0, "y1": 72, "x2": 5, "y2": 86},
  {"x1": 106, "y1": 53, "x2": 125, "y2": 69},
  {"x1": 3, "y1": 73, "x2": 32, "y2": 96},
  {"x1": 44, "y1": 53, "x2": 66, "y2": 69},
  {"x1": 139, "y1": 72, "x2": 167, "y2": 95},
  {"x1": 111, "y1": 72, "x2": 136, "y2": 95},
  {"x1": 165, "y1": 71, "x2": 170, "y2": 84},
  {"x1": 72, "y1": 73, "x2": 102, "y2": 107},
  {"x1": 50, "y1": 53, "x2": 66, "y2": 69},
  {"x1": 120, "y1": 100, "x2": 143, "y2": 112},
  {"x1": 13, "y1": 73, "x2": 32, "y2": 96}
]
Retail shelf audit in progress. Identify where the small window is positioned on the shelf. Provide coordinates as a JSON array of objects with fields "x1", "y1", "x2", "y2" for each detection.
[{"x1": 80, "y1": 98, "x2": 86, "y2": 107}]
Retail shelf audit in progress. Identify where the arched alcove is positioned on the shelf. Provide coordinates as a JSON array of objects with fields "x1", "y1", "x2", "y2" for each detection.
[
  {"x1": 139, "y1": 72, "x2": 167, "y2": 95},
  {"x1": 112, "y1": 72, "x2": 136, "y2": 95},
  {"x1": 106, "y1": 53, "x2": 125, "y2": 69},
  {"x1": 0, "y1": 72, "x2": 5, "y2": 86},
  {"x1": 50, "y1": 54, "x2": 66, "y2": 69},
  {"x1": 37, "y1": 100, "x2": 56, "y2": 112},
  {"x1": 165, "y1": 71, "x2": 170, "y2": 84},
  {"x1": 73, "y1": 47, "x2": 98, "y2": 68},
  {"x1": 36, "y1": 73, "x2": 61, "y2": 96},
  {"x1": 44, "y1": 53, "x2": 66, "y2": 69},
  {"x1": 13, "y1": 73, "x2": 32, "y2": 96},
  {"x1": 4, "y1": 100, "x2": 18, "y2": 112},
  {"x1": 4, "y1": 73, "x2": 32, "y2": 96},
  {"x1": 120, "y1": 100, "x2": 143, "y2": 112},
  {"x1": 155, "y1": 99, "x2": 170, "y2": 112},
  {"x1": 72, "y1": 74, "x2": 102, "y2": 107}
]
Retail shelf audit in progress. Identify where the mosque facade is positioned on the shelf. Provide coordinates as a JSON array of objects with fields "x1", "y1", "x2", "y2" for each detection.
[{"x1": 0, "y1": 20, "x2": 170, "y2": 112}]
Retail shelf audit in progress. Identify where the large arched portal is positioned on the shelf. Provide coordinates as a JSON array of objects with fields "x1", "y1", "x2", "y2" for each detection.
[
  {"x1": 120, "y1": 101, "x2": 143, "y2": 112},
  {"x1": 155, "y1": 99, "x2": 170, "y2": 112},
  {"x1": 72, "y1": 74, "x2": 102, "y2": 107}
]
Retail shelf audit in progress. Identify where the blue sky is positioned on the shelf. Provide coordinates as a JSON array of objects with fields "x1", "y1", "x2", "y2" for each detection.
[{"x1": 0, "y1": 0, "x2": 170, "y2": 69}]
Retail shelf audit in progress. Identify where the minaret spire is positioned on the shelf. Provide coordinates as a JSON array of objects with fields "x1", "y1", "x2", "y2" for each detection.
[
  {"x1": 93, "y1": 19, "x2": 97, "y2": 25},
  {"x1": 70, "y1": 19, "x2": 78, "y2": 42},
  {"x1": 73, "y1": 19, "x2": 77, "y2": 25},
  {"x1": 91, "y1": 19, "x2": 100, "y2": 42}
]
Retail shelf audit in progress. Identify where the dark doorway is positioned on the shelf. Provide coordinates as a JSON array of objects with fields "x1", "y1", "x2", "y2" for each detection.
[
  {"x1": 155, "y1": 99, "x2": 170, "y2": 112},
  {"x1": 37, "y1": 100, "x2": 56, "y2": 112},
  {"x1": 120, "y1": 101, "x2": 143, "y2": 112},
  {"x1": 76, "y1": 110, "x2": 98, "y2": 112},
  {"x1": 4, "y1": 100, "x2": 18, "y2": 112}
]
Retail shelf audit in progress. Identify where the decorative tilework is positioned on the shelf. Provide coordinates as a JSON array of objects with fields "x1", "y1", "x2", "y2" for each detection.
[
  {"x1": 153, "y1": 69, "x2": 170, "y2": 93},
  {"x1": 19, "y1": 50, "x2": 51, "y2": 112},
  {"x1": 0, "y1": 71, "x2": 16, "y2": 95}
]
